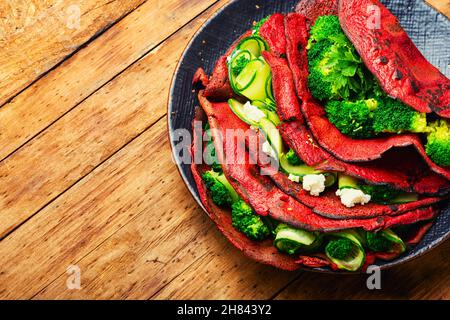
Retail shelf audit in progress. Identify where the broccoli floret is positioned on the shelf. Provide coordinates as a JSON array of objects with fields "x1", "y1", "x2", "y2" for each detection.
[
  {"x1": 373, "y1": 97, "x2": 428, "y2": 134},
  {"x1": 232, "y1": 200, "x2": 270, "y2": 241},
  {"x1": 274, "y1": 224, "x2": 319, "y2": 255},
  {"x1": 307, "y1": 15, "x2": 377, "y2": 101},
  {"x1": 253, "y1": 15, "x2": 271, "y2": 35},
  {"x1": 366, "y1": 232, "x2": 392, "y2": 252},
  {"x1": 359, "y1": 184, "x2": 401, "y2": 204},
  {"x1": 307, "y1": 39, "x2": 333, "y2": 63},
  {"x1": 202, "y1": 171, "x2": 238, "y2": 206},
  {"x1": 325, "y1": 238, "x2": 354, "y2": 260},
  {"x1": 325, "y1": 99, "x2": 378, "y2": 139},
  {"x1": 231, "y1": 54, "x2": 250, "y2": 76},
  {"x1": 307, "y1": 15, "x2": 344, "y2": 46},
  {"x1": 307, "y1": 64, "x2": 334, "y2": 101},
  {"x1": 425, "y1": 120, "x2": 450, "y2": 167},
  {"x1": 285, "y1": 149, "x2": 303, "y2": 166}
]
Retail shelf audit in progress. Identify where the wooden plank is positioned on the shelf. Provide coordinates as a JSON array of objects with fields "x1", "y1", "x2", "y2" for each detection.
[
  {"x1": 0, "y1": 0, "x2": 224, "y2": 239},
  {"x1": 0, "y1": 117, "x2": 298, "y2": 299},
  {"x1": 0, "y1": 0, "x2": 218, "y2": 161},
  {"x1": 426, "y1": 0, "x2": 450, "y2": 18},
  {"x1": 275, "y1": 241, "x2": 450, "y2": 300},
  {"x1": 0, "y1": 0, "x2": 145, "y2": 106}
]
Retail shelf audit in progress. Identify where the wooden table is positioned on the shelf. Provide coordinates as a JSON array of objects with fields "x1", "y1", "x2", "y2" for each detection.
[{"x1": 0, "y1": 0, "x2": 448, "y2": 300}]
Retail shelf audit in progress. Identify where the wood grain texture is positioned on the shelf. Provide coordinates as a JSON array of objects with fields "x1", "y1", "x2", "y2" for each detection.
[
  {"x1": 0, "y1": 0, "x2": 217, "y2": 162},
  {"x1": 0, "y1": 0, "x2": 145, "y2": 106},
  {"x1": 0, "y1": 0, "x2": 448, "y2": 300},
  {"x1": 0, "y1": 0, "x2": 218, "y2": 239}
]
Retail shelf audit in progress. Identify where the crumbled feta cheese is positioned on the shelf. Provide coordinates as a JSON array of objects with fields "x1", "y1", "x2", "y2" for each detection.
[
  {"x1": 262, "y1": 141, "x2": 277, "y2": 159},
  {"x1": 288, "y1": 174, "x2": 300, "y2": 183},
  {"x1": 302, "y1": 174, "x2": 326, "y2": 196},
  {"x1": 243, "y1": 101, "x2": 266, "y2": 123},
  {"x1": 336, "y1": 188, "x2": 371, "y2": 208}
]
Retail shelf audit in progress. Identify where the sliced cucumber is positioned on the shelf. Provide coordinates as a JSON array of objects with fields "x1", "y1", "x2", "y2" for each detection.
[
  {"x1": 325, "y1": 230, "x2": 366, "y2": 272},
  {"x1": 235, "y1": 59, "x2": 262, "y2": 91},
  {"x1": 259, "y1": 117, "x2": 283, "y2": 158},
  {"x1": 280, "y1": 156, "x2": 336, "y2": 187},
  {"x1": 366, "y1": 229, "x2": 406, "y2": 254},
  {"x1": 228, "y1": 37, "x2": 271, "y2": 102},
  {"x1": 264, "y1": 110, "x2": 281, "y2": 126},
  {"x1": 265, "y1": 73, "x2": 274, "y2": 101},
  {"x1": 252, "y1": 103, "x2": 280, "y2": 125},
  {"x1": 382, "y1": 229, "x2": 407, "y2": 253},
  {"x1": 229, "y1": 50, "x2": 253, "y2": 76},
  {"x1": 251, "y1": 100, "x2": 265, "y2": 108},
  {"x1": 323, "y1": 173, "x2": 337, "y2": 188},
  {"x1": 216, "y1": 174, "x2": 240, "y2": 203},
  {"x1": 237, "y1": 58, "x2": 271, "y2": 101},
  {"x1": 228, "y1": 99, "x2": 266, "y2": 127},
  {"x1": 390, "y1": 193, "x2": 419, "y2": 204},
  {"x1": 338, "y1": 174, "x2": 359, "y2": 190},
  {"x1": 236, "y1": 36, "x2": 267, "y2": 57},
  {"x1": 274, "y1": 224, "x2": 318, "y2": 255},
  {"x1": 280, "y1": 155, "x2": 317, "y2": 176},
  {"x1": 252, "y1": 98, "x2": 277, "y2": 113},
  {"x1": 339, "y1": 174, "x2": 418, "y2": 205}
]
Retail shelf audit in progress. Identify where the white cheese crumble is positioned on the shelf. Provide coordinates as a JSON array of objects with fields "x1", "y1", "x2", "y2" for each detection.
[
  {"x1": 288, "y1": 174, "x2": 300, "y2": 183},
  {"x1": 302, "y1": 174, "x2": 326, "y2": 196},
  {"x1": 336, "y1": 188, "x2": 371, "y2": 208},
  {"x1": 262, "y1": 141, "x2": 277, "y2": 159},
  {"x1": 243, "y1": 101, "x2": 266, "y2": 123}
]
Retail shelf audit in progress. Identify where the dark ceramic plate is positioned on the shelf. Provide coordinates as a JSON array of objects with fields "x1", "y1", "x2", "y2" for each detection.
[{"x1": 168, "y1": 0, "x2": 450, "y2": 272}]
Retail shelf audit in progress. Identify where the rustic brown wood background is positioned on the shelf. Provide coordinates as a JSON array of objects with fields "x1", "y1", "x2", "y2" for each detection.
[{"x1": 0, "y1": 0, "x2": 448, "y2": 300}]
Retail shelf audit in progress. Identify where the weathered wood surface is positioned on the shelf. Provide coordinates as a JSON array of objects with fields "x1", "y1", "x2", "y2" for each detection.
[
  {"x1": 0, "y1": 0, "x2": 448, "y2": 300},
  {"x1": 0, "y1": 0, "x2": 145, "y2": 106}
]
